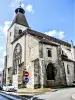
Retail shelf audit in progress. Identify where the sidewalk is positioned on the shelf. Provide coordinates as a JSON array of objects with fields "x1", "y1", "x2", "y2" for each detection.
[
  {"x1": 16, "y1": 88, "x2": 52, "y2": 95},
  {"x1": 4, "y1": 88, "x2": 52, "y2": 95}
]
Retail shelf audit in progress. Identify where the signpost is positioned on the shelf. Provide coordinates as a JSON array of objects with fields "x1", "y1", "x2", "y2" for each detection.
[
  {"x1": 23, "y1": 71, "x2": 29, "y2": 77},
  {"x1": 23, "y1": 71, "x2": 29, "y2": 84},
  {"x1": 24, "y1": 77, "x2": 29, "y2": 84}
]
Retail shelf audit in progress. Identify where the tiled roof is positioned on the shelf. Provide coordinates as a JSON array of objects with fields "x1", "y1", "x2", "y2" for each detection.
[
  {"x1": 62, "y1": 57, "x2": 75, "y2": 62},
  {"x1": 26, "y1": 28, "x2": 71, "y2": 47},
  {"x1": 39, "y1": 39, "x2": 59, "y2": 46},
  {"x1": 11, "y1": 12, "x2": 29, "y2": 28}
]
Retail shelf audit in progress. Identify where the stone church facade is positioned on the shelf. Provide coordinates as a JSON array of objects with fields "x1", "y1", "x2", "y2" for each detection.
[{"x1": 4, "y1": 7, "x2": 75, "y2": 89}]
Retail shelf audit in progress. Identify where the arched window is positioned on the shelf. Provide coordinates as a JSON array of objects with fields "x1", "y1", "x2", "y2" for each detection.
[
  {"x1": 47, "y1": 48, "x2": 52, "y2": 57},
  {"x1": 13, "y1": 43, "x2": 22, "y2": 74}
]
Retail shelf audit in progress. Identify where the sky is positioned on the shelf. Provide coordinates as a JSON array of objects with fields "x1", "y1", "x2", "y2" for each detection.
[{"x1": 0, "y1": 0, "x2": 74, "y2": 71}]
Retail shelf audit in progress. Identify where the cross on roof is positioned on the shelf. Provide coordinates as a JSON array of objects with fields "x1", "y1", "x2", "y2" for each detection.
[{"x1": 19, "y1": 1, "x2": 22, "y2": 7}]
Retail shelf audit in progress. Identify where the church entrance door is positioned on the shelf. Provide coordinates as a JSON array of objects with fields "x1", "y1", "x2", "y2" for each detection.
[{"x1": 46, "y1": 63, "x2": 55, "y2": 80}]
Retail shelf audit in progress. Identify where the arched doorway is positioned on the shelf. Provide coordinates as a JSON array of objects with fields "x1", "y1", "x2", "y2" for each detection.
[{"x1": 46, "y1": 63, "x2": 55, "y2": 80}]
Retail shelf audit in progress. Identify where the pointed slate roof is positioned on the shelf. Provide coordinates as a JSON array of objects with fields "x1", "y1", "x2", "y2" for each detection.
[{"x1": 11, "y1": 7, "x2": 29, "y2": 27}]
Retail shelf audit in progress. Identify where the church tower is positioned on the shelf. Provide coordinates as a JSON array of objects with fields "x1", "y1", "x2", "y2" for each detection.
[
  {"x1": 10, "y1": 6, "x2": 29, "y2": 41},
  {"x1": 6, "y1": 6, "x2": 29, "y2": 88}
]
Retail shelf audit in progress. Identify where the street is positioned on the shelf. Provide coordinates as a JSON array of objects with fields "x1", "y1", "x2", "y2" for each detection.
[
  {"x1": 0, "y1": 88, "x2": 75, "y2": 100},
  {"x1": 33, "y1": 88, "x2": 75, "y2": 100},
  {"x1": 0, "y1": 92, "x2": 22, "y2": 100},
  {"x1": 0, "y1": 94, "x2": 10, "y2": 100}
]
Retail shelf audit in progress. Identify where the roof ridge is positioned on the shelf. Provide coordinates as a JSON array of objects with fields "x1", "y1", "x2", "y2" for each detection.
[{"x1": 27, "y1": 28, "x2": 71, "y2": 47}]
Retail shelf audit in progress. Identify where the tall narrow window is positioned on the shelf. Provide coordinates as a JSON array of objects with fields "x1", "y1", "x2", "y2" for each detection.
[
  {"x1": 13, "y1": 43, "x2": 22, "y2": 75},
  {"x1": 67, "y1": 64, "x2": 70, "y2": 74},
  {"x1": 63, "y1": 62, "x2": 64, "y2": 66},
  {"x1": 8, "y1": 67, "x2": 11, "y2": 74},
  {"x1": 62, "y1": 50, "x2": 64, "y2": 55},
  {"x1": 47, "y1": 49, "x2": 52, "y2": 57}
]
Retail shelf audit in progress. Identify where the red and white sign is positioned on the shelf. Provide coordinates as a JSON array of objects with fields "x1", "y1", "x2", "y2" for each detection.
[{"x1": 23, "y1": 71, "x2": 29, "y2": 77}]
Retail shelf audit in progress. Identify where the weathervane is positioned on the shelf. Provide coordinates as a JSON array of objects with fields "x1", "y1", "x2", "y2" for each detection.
[{"x1": 19, "y1": 1, "x2": 22, "y2": 7}]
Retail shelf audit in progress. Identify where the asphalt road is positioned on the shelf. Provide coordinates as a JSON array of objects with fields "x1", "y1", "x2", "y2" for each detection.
[
  {"x1": 0, "y1": 94, "x2": 10, "y2": 100},
  {"x1": 33, "y1": 88, "x2": 75, "y2": 100},
  {"x1": 0, "y1": 92, "x2": 22, "y2": 100}
]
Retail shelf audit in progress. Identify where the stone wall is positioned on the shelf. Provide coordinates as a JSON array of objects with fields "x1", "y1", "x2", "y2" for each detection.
[
  {"x1": 64, "y1": 61, "x2": 75, "y2": 85},
  {"x1": 34, "y1": 59, "x2": 40, "y2": 88},
  {"x1": 55, "y1": 46, "x2": 66, "y2": 85},
  {"x1": 39, "y1": 43, "x2": 67, "y2": 87},
  {"x1": 26, "y1": 34, "x2": 39, "y2": 88},
  {"x1": 18, "y1": 63, "x2": 25, "y2": 88}
]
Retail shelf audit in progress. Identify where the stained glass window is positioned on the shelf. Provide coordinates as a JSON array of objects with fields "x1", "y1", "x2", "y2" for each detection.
[{"x1": 13, "y1": 43, "x2": 22, "y2": 74}]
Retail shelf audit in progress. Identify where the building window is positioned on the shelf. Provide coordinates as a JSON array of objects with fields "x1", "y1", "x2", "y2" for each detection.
[
  {"x1": 10, "y1": 32, "x2": 11, "y2": 36},
  {"x1": 67, "y1": 64, "x2": 70, "y2": 74},
  {"x1": 47, "y1": 48, "x2": 52, "y2": 57},
  {"x1": 63, "y1": 62, "x2": 64, "y2": 66},
  {"x1": 8, "y1": 67, "x2": 11, "y2": 74},
  {"x1": 62, "y1": 50, "x2": 64, "y2": 55},
  {"x1": 13, "y1": 43, "x2": 22, "y2": 75},
  {"x1": 18, "y1": 29, "x2": 22, "y2": 34}
]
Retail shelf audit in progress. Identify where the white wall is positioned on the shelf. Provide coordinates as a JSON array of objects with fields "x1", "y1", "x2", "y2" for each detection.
[
  {"x1": 6, "y1": 23, "x2": 27, "y2": 85},
  {"x1": 8, "y1": 23, "x2": 27, "y2": 43}
]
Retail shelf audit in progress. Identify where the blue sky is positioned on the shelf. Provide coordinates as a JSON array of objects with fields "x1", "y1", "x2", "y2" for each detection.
[{"x1": 0, "y1": 0, "x2": 74, "y2": 71}]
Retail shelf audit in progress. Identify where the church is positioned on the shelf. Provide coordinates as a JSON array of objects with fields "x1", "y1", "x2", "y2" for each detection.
[{"x1": 3, "y1": 6, "x2": 75, "y2": 89}]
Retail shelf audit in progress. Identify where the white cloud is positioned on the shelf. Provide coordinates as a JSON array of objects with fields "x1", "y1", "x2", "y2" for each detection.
[
  {"x1": 10, "y1": 0, "x2": 25, "y2": 9},
  {"x1": 0, "y1": 21, "x2": 11, "y2": 37},
  {"x1": 21, "y1": 3, "x2": 24, "y2": 8},
  {"x1": 0, "y1": 46, "x2": 4, "y2": 51},
  {"x1": 3, "y1": 51, "x2": 6, "y2": 57},
  {"x1": 10, "y1": 0, "x2": 34, "y2": 13},
  {"x1": 45, "y1": 30, "x2": 65, "y2": 39},
  {"x1": 26, "y1": 4, "x2": 34, "y2": 13}
]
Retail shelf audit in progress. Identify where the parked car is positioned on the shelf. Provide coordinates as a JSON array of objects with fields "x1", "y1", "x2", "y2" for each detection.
[
  {"x1": 3, "y1": 84, "x2": 17, "y2": 92},
  {"x1": 0, "y1": 84, "x2": 3, "y2": 90}
]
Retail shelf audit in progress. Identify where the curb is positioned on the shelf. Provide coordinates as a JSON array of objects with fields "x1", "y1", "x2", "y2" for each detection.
[{"x1": 72, "y1": 94, "x2": 75, "y2": 99}]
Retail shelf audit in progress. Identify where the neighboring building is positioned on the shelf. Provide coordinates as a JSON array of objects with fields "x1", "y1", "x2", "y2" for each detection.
[
  {"x1": 0, "y1": 71, "x2": 3, "y2": 84},
  {"x1": 3, "y1": 55, "x2": 7, "y2": 85},
  {"x1": 4, "y1": 6, "x2": 75, "y2": 89}
]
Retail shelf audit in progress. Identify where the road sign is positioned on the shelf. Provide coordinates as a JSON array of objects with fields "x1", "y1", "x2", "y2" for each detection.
[
  {"x1": 24, "y1": 77, "x2": 29, "y2": 83},
  {"x1": 23, "y1": 71, "x2": 29, "y2": 77}
]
